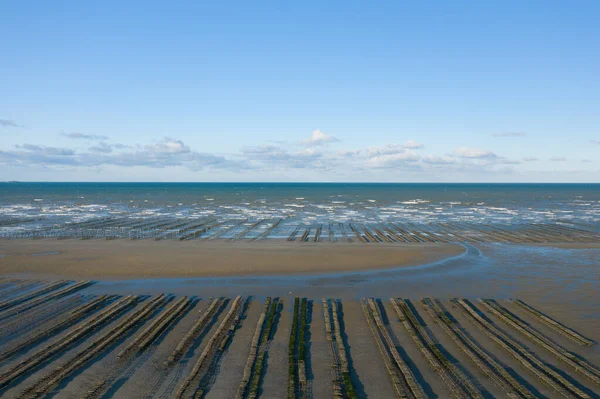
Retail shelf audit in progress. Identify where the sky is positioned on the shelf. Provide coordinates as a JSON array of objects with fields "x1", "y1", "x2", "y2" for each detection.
[{"x1": 1, "y1": 1, "x2": 599, "y2": 182}]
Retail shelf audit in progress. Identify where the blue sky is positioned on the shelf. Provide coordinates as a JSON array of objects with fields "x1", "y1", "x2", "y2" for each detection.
[{"x1": 1, "y1": 1, "x2": 599, "y2": 182}]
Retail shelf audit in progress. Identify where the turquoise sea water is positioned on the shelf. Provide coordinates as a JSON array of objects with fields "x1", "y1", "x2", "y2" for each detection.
[{"x1": 1, "y1": 183, "x2": 599, "y2": 228}]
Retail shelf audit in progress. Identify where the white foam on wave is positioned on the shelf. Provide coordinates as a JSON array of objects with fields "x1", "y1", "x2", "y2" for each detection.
[
  {"x1": 2, "y1": 187, "x2": 598, "y2": 229},
  {"x1": 78, "y1": 204, "x2": 108, "y2": 210},
  {"x1": 399, "y1": 199, "x2": 430, "y2": 205},
  {"x1": 139, "y1": 209, "x2": 162, "y2": 216},
  {"x1": 486, "y1": 206, "x2": 510, "y2": 211}
]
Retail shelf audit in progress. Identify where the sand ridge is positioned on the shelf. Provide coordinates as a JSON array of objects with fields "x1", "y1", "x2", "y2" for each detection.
[{"x1": 0, "y1": 239, "x2": 464, "y2": 279}]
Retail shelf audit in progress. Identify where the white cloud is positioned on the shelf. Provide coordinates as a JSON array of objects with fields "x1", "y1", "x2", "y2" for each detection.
[
  {"x1": 367, "y1": 151, "x2": 420, "y2": 168},
  {"x1": 62, "y1": 132, "x2": 109, "y2": 140},
  {"x1": 495, "y1": 158, "x2": 521, "y2": 165},
  {"x1": 422, "y1": 155, "x2": 457, "y2": 165},
  {"x1": 89, "y1": 142, "x2": 113, "y2": 153},
  {"x1": 304, "y1": 129, "x2": 338, "y2": 146},
  {"x1": 367, "y1": 141, "x2": 423, "y2": 156},
  {"x1": 591, "y1": 140, "x2": 600, "y2": 145},
  {"x1": 1, "y1": 129, "x2": 585, "y2": 180},
  {"x1": 146, "y1": 137, "x2": 190, "y2": 154},
  {"x1": 403, "y1": 140, "x2": 424, "y2": 149},
  {"x1": 17, "y1": 144, "x2": 75, "y2": 156},
  {"x1": 240, "y1": 144, "x2": 323, "y2": 170},
  {"x1": 492, "y1": 132, "x2": 526, "y2": 137},
  {"x1": 2, "y1": 137, "x2": 229, "y2": 171},
  {"x1": 296, "y1": 148, "x2": 319, "y2": 158},
  {"x1": 1, "y1": 143, "x2": 78, "y2": 166},
  {"x1": 241, "y1": 145, "x2": 289, "y2": 160},
  {"x1": 454, "y1": 147, "x2": 497, "y2": 159},
  {"x1": 337, "y1": 149, "x2": 361, "y2": 157},
  {"x1": 81, "y1": 145, "x2": 226, "y2": 169},
  {"x1": 367, "y1": 144, "x2": 403, "y2": 156},
  {"x1": 0, "y1": 119, "x2": 21, "y2": 128}
]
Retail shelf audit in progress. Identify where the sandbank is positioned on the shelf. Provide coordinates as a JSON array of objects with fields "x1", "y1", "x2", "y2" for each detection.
[{"x1": 0, "y1": 239, "x2": 463, "y2": 279}]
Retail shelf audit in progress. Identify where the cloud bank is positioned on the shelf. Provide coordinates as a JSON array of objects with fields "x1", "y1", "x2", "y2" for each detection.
[{"x1": 0, "y1": 129, "x2": 593, "y2": 180}]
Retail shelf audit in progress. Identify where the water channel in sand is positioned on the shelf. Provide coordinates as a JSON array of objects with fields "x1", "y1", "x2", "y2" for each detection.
[{"x1": 83, "y1": 244, "x2": 598, "y2": 312}]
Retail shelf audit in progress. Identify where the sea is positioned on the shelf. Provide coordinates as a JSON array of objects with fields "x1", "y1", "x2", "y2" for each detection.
[{"x1": 1, "y1": 183, "x2": 599, "y2": 232}]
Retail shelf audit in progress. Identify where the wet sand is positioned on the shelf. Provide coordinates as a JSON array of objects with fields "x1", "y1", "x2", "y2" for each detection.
[
  {"x1": 532, "y1": 242, "x2": 600, "y2": 249},
  {"x1": 1, "y1": 242, "x2": 599, "y2": 399},
  {"x1": 56, "y1": 242, "x2": 597, "y2": 344},
  {"x1": 0, "y1": 239, "x2": 463, "y2": 279}
]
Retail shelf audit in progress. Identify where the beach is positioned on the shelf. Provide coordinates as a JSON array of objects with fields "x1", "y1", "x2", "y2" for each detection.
[
  {"x1": 1, "y1": 182, "x2": 599, "y2": 398},
  {"x1": 1, "y1": 239, "x2": 599, "y2": 399},
  {"x1": 0, "y1": 239, "x2": 463, "y2": 279}
]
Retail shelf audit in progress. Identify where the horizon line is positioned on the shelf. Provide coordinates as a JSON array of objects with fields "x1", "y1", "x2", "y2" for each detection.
[{"x1": 2, "y1": 181, "x2": 600, "y2": 185}]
